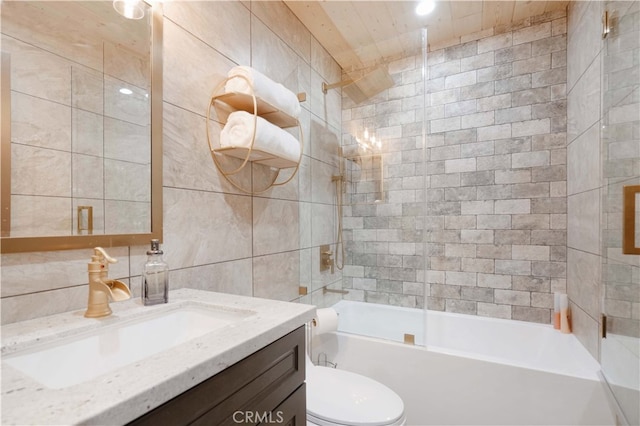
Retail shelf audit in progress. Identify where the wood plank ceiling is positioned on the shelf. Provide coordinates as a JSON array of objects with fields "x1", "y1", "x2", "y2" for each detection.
[{"x1": 284, "y1": 1, "x2": 569, "y2": 72}]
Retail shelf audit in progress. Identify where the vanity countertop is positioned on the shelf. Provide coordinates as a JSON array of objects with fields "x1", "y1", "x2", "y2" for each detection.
[{"x1": 1, "y1": 289, "x2": 315, "y2": 425}]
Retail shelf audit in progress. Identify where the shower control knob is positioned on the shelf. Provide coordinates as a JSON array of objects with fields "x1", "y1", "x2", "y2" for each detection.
[{"x1": 320, "y1": 245, "x2": 335, "y2": 274}]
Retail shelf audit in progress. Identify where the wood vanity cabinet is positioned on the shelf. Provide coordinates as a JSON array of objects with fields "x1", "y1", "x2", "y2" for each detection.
[{"x1": 128, "y1": 326, "x2": 306, "y2": 426}]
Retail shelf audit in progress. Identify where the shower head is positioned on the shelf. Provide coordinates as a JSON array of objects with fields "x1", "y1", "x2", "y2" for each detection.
[{"x1": 322, "y1": 65, "x2": 395, "y2": 105}]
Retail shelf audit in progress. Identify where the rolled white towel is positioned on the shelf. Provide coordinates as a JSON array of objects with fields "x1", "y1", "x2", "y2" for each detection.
[
  {"x1": 225, "y1": 66, "x2": 301, "y2": 119},
  {"x1": 220, "y1": 110, "x2": 301, "y2": 164}
]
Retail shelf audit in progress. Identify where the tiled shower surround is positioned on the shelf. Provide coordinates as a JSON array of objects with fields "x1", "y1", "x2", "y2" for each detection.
[{"x1": 343, "y1": 10, "x2": 568, "y2": 323}]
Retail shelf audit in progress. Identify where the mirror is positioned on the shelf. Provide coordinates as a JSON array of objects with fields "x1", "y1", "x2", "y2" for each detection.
[{"x1": 0, "y1": 1, "x2": 162, "y2": 253}]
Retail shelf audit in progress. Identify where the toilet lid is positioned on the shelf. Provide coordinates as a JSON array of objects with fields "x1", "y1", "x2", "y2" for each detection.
[{"x1": 306, "y1": 366, "x2": 405, "y2": 426}]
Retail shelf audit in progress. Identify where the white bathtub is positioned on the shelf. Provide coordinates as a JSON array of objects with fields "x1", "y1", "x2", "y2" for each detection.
[{"x1": 313, "y1": 300, "x2": 615, "y2": 425}]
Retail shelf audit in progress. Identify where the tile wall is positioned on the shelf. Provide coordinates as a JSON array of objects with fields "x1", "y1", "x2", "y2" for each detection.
[
  {"x1": 567, "y1": 0, "x2": 640, "y2": 360},
  {"x1": 1, "y1": 1, "x2": 342, "y2": 324},
  {"x1": 342, "y1": 9, "x2": 569, "y2": 323}
]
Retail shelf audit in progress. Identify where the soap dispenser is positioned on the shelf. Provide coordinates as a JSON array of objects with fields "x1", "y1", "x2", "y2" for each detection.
[{"x1": 142, "y1": 239, "x2": 169, "y2": 305}]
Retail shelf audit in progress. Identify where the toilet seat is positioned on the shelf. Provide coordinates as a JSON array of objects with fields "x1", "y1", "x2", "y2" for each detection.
[{"x1": 306, "y1": 365, "x2": 406, "y2": 426}]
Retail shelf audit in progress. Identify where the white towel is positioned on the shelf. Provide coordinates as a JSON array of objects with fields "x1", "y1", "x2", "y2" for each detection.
[
  {"x1": 225, "y1": 66, "x2": 301, "y2": 119},
  {"x1": 220, "y1": 111, "x2": 301, "y2": 164}
]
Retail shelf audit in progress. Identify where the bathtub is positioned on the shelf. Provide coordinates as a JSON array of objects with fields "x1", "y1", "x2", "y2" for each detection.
[{"x1": 312, "y1": 300, "x2": 615, "y2": 425}]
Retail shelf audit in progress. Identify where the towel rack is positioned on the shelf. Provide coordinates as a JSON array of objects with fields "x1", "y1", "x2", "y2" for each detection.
[{"x1": 206, "y1": 74, "x2": 305, "y2": 195}]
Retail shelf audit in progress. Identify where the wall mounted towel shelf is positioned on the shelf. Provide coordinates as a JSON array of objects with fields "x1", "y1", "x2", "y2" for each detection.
[{"x1": 206, "y1": 74, "x2": 305, "y2": 194}]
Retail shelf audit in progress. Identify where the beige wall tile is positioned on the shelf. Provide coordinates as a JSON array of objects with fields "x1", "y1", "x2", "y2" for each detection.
[
  {"x1": 104, "y1": 41, "x2": 150, "y2": 89},
  {"x1": 163, "y1": 19, "x2": 236, "y2": 116},
  {"x1": 164, "y1": 104, "x2": 248, "y2": 195},
  {"x1": 164, "y1": 1, "x2": 250, "y2": 66},
  {"x1": 253, "y1": 251, "x2": 300, "y2": 301},
  {"x1": 104, "y1": 200, "x2": 150, "y2": 234},
  {"x1": 172, "y1": 258, "x2": 253, "y2": 296},
  {"x1": 253, "y1": 197, "x2": 300, "y2": 256},
  {"x1": 567, "y1": 189, "x2": 600, "y2": 255},
  {"x1": 252, "y1": 1, "x2": 311, "y2": 63},
  {"x1": 73, "y1": 154, "x2": 104, "y2": 199},
  {"x1": 12, "y1": 144, "x2": 70, "y2": 197},
  {"x1": 104, "y1": 160, "x2": 150, "y2": 202},
  {"x1": 567, "y1": 248, "x2": 601, "y2": 320},
  {"x1": 4, "y1": 35, "x2": 72, "y2": 105},
  {"x1": 72, "y1": 66, "x2": 103, "y2": 114},
  {"x1": 104, "y1": 118, "x2": 149, "y2": 164},
  {"x1": 104, "y1": 76, "x2": 150, "y2": 126},
  {"x1": 10, "y1": 195, "x2": 72, "y2": 238},
  {"x1": 163, "y1": 187, "x2": 252, "y2": 269},
  {"x1": 12, "y1": 93, "x2": 71, "y2": 151},
  {"x1": 73, "y1": 109, "x2": 104, "y2": 157}
]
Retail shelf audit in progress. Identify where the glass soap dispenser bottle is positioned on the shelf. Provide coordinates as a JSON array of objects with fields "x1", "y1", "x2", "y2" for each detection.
[{"x1": 142, "y1": 239, "x2": 169, "y2": 305}]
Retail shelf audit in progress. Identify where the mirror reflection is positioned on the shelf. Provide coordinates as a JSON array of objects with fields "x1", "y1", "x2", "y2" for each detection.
[{"x1": 1, "y1": 1, "x2": 152, "y2": 238}]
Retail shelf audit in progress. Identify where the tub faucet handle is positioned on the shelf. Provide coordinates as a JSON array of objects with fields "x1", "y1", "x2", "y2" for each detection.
[{"x1": 320, "y1": 245, "x2": 335, "y2": 274}]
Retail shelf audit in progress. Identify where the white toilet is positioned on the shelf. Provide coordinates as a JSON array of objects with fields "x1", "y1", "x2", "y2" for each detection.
[{"x1": 306, "y1": 355, "x2": 406, "y2": 426}]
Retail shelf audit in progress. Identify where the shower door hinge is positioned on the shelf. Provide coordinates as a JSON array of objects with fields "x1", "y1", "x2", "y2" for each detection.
[
  {"x1": 601, "y1": 314, "x2": 607, "y2": 339},
  {"x1": 603, "y1": 10, "x2": 610, "y2": 39}
]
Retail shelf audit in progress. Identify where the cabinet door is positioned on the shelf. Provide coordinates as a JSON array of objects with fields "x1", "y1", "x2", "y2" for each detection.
[{"x1": 128, "y1": 326, "x2": 305, "y2": 426}]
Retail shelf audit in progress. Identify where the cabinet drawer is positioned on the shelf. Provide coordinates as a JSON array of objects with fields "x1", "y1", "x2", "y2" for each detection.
[{"x1": 129, "y1": 326, "x2": 305, "y2": 426}]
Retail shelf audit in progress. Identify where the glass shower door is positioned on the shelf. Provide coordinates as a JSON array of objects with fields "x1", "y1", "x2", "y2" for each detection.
[
  {"x1": 600, "y1": 2, "x2": 640, "y2": 424},
  {"x1": 337, "y1": 23, "x2": 429, "y2": 347}
]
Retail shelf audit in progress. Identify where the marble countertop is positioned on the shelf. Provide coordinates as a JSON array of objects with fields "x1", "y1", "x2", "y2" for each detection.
[{"x1": 1, "y1": 289, "x2": 315, "y2": 425}]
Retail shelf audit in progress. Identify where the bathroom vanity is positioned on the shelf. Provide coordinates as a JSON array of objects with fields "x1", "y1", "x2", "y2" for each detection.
[{"x1": 0, "y1": 289, "x2": 314, "y2": 425}]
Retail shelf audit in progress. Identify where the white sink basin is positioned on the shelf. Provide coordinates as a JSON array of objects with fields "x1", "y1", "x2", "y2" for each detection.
[{"x1": 4, "y1": 305, "x2": 253, "y2": 389}]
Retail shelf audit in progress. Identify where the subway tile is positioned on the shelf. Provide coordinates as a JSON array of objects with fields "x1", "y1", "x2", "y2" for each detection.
[
  {"x1": 495, "y1": 43, "x2": 532, "y2": 64},
  {"x1": 512, "y1": 306, "x2": 550, "y2": 324},
  {"x1": 495, "y1": 169, "x2": 531, "y2": 184},
  {"x1": 478, "y1": 33, "x2": 513, "y2": 54},
  {"x1": 460, "y1": 82, "x2": 495, "y2": 100},
  {"x1": 477, "y1": 215, "x2": 512, "y2": 230},
  {"x1": 477, "y1": 64, "x2": 513, "y2": 83},
  {"x1": 512, "y1": 150, "x2": 550, "y2": 168},
  {"x1": 513, "y1": 276, "x2": 550, "y2": 292},
  {"x1": 461, "y1": 286, "x2": 494, "y2": 302},
  {"x1": 512, "y1": 244, "x2": 550, "y2": 261},
  {"x1": 476, "y1": 94, "x2": 512, "y2": 112},
  {"x1": 445, "y1": 158, "x2": 477, "y2": 173},
  {"x1": 477, "y1": 124, "x2": 512, "y2": 141},
  {"x1": 494, "y1": 137, "x2": 532, "y2": 154},
  {"x1": 461, "y1": 170, "x2": 495, "y2": 186},
  {"x1": 512, "y1": 87, "x2": 551, "y2": 106},
  {"x1": 512, "y1": 54, "x2": 552, "y2": 76},
  {"x1": 430, "y1": 60, "x2": 461, "y2": 79},
  {"x1": 531, "y1": 34, "x2": 567, "y2": 56},
  {"x1": 495, "y1": 106, "x2": 532, "y2": 124},
  {"x1": 478, "y1": 302, "x2": 512, "y2": 318},
  {"x1": 513, "y1": 22, "x2": 551, "y2": 45},
  {"x1": 461, "y1": 141, "x2": 495, "y2": 158},
  {"x1": 495, "y1": 288, "x2": 531, "y2": 304},
  {"x1": 460, "y1": 52, "x2": 495, "y2": 72},
  {"x1": 494, "y1": 230, "x2": 531, "y2": 245},
  {"x1": 445, "y1": 99, "x2": 477, "y2": 117},
  {"x1": 495, "y1": 75, "x2": 532, "y2": 94},
  {"x1": 512, "y1": 119, "x2": 551, "y2": 137},
  {"x1": 478, "y1": 273, "x2": 512, "y2": 289},
  {"x1": 532, "y1": 67, "x2": 567, "y2": 88},
  {"x1": 461, "y1": 230, "x2": 494, "y2": 244},
  {"x1": 495, "y1": 199, "x2": 531, "y2": 214},
  {"x1": 512, "y1": 214, "x2": 550, "y2": 229},
  {"x1": 476, "y1": 244, "x2": 513, "y2": 260},
  {"x1": 461, "y1": 111, "x2": 495, "y2": 129},
  {"x1": 476, "y1": 154, "x2": 511, "y2": 171}
]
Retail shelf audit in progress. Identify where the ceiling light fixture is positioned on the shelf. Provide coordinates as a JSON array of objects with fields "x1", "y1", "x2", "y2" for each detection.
[
  {"x1": 119, "y1": 88, "x2": 133, "y2": 95},
  {"x1": 113, "y1": 0, "x2": 145, "y2": 20},
  {"x1": 416, "y1": 0, "x2": 436, "y2": 16}
]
